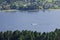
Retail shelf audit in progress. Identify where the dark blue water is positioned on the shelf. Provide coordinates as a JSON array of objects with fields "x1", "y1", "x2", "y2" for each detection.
[{"x1": 0, "y1": 10, "x2": 60, "y2": 32}]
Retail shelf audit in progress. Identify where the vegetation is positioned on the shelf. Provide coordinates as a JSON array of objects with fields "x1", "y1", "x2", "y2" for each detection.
[
  {"x1": 0, "y1": 0, "x2": 60, "y2": 10},
  {"x1": 0, "y1": 29, "x2": 60, "y2": 40}
]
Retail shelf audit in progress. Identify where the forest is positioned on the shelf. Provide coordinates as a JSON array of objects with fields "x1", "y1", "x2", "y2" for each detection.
[
  {"x1": 0, "y1": 29, "x2": 60, "y2": 40},
  {"x1": 0, "y1": 0, "x2": 60, "y2": 10}
]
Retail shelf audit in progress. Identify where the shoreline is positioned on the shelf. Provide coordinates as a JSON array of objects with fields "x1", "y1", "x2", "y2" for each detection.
[
  {"x1": 0, "y1": 10, "x2": 20, "y2": 12},
  {"x1": 0, "y1": 9, "x2": 60, "y2": 12},
  {"x1": 0, "y1": 9, "x2": 39, "y2": 12}
]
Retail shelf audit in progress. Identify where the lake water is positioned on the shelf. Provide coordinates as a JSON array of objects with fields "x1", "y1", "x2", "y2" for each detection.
[{"x1": 0, "y1": 10, "x2": 60, "y2": 32}]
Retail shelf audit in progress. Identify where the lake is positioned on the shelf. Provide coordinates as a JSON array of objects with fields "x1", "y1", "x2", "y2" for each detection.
[{"x1": 0, "y1": 10, "x2": 60, "y2": 32}]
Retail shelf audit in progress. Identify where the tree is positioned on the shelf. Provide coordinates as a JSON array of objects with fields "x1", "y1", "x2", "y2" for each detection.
[
  {"x1": 4, "y1": 31, "x2": 12, "y2": 40},
  {"x1": 0, "y1": 32, "x2": 4, "y2": 40}
]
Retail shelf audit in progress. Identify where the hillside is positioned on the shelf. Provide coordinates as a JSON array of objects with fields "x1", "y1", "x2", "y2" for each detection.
[{"x1": 0, "y1": 0, "x2": 60, "y2": 10}]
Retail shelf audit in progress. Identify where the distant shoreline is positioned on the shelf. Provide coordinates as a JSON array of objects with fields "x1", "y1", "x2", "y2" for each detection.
[
  {"x1": 0, "y1": 9, "x2": 60, "y2": 12},
  {"x1": 0, "y1": 9, "x2": 39, "y2": 12},
  {"x1": 0, "y1": 10, "x2": 20, "y2": 12}
]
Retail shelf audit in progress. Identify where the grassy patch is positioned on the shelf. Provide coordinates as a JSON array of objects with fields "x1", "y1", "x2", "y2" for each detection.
[{"x1": 47, "y1": 0, "x2": 52, "y2": 2}]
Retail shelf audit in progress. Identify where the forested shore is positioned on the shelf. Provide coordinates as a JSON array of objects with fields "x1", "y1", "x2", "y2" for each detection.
[
  {"x1": 0, "y1": 0, "x2": 60, "y2": 10},
  {"x1": 0, "y1": 29, "x2": 60, "y2": 40}
]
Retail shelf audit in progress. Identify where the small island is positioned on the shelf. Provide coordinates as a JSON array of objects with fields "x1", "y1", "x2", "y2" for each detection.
[{"x1": 0, "y1": 0, "x2": 60, "y2": 11}]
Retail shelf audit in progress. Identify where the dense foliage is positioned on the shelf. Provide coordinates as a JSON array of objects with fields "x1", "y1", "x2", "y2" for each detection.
[
  {"x1": 0, "y1": 0, "x2": 60, "y2": 10},
  {"x1": 0, "y1": 29, "x2": 60, "y2": 40}
]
